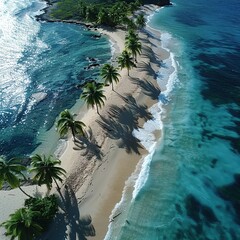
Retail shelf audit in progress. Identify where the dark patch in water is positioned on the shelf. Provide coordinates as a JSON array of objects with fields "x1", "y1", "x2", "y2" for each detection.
[
  {"x1": 185, "y1": 194, "x2": 218, "y2": 224},
  {"x1": 196, "y1": 43, "x2": 240, "y2": 107},
  {"x1": 191, "y1": 170, "x2": 198, "y2": 175},
  {"x1": 212, "y1": 133, "x2": 240, "y2": 154},
  {"x1": 230, "y1": 228, "x2": 239, "y2": 240},
  {"x1": 217, "y1": 174, "x2": 240, "y2": 225},
  {"x1": 210, "y1": 158, "x2": 218, "y2": 168},
  {"x1": 0, "y1": 133, "x2": 41, "y2": 158},
  {"x1": 175, "y1": 203, "x2": 183, "y2": 214},
  {"x1": 173, "y1": 12, "x2": 206, "y2": 27}
]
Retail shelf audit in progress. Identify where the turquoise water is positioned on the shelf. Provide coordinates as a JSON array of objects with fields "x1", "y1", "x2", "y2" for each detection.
[
  {"x1": 0, "y1": 0, "x2": 111, "y2": 158},
  {"x1": 106, "y1": 0, "x2": 240, "y2": 239}
]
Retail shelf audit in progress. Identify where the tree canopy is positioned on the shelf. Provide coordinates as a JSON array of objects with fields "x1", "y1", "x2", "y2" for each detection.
[
  {"x1": 51, "y1": 0, "x2": 142, "y2": 27},
  {"x1": 81, "y1": 81, "x2": 106, "y2": 114},
  {"x1": 100, "y1": 63, "x2": 120, "y2": 90},
  {"x1": 57, "y1": 109, "x2": 86, "y2": 141}
]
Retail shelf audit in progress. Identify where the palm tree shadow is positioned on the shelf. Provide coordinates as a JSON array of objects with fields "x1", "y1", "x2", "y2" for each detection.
[
  {"x1": 137, "y1": 61, "x2": 158, "y2": 80},
  {"x1": 139, "y1": 35, "x2": 159, "y2": 49},
  {"x1": 108, "y1": 105, "x2": 139, "y2": 131},
  {"x1": 130, "y1": 78, "x2": 161, "y2": 100},
  {"x1": 38, "y1": 185, "x2": 95, "y2": 240},
  {"x1": 37, "y1": 211, "x2": 67, "y2": 240},
  {"x1": 141, "y1": 45, "x2": 158, "y2": 62},
  {"x1": 96, "y1": 107, "x2": 143, "y2": 154},
  {"x1": 73, "y1": 128, "x2": 102, "y2": 160},
  {"x1": 63, "y1": 185, "x2": 95, "y2": 240},
  {"x1": 118, "y1": 94, "x2": 153, "y2": 121}
]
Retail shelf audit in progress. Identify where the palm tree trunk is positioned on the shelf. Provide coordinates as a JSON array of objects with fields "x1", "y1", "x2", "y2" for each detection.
[
  {"x1": 96, "y1": 104, "x2": 100, "y2": 115},
  {"x1": 127, "y1": 68, "x2": 130, "y2": 76},
  {"x1": 71, "y1": 126, "x2": 76, "y2": 141},
  {"x1": 18, "y1": 186, "x2": 32, "y2": 198},
  {"x1": 53, "y1": 178, "x2": 65, "y2": 205},
  {"x1": 112, "y1": 82, "x2": 114, "y2": 91}
]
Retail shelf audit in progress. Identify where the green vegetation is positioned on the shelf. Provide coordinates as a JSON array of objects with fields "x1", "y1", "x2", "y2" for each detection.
[
  {"x1": 100, "y1": 63, "x2": 120, "y2": 90},
  {"x1": 81, "y1": 81, "x2": 106, "y2": 115},
  {"x1": 24, "y1": 195, "x2": 59, "y2": 229},
  {"x1": 1, "y1": 208, "x2": 43, "y2": 240},
  {"x1": 118, "y1": 50, "x2": 136, "y2": 76},
  {"x1": 0, "y1": 156, "x2": 32, "y2": 198},
  {"x1": 30, "y1": 154, "x2": 66, "y2": 193},
  {"x1": 0, "y1": 154, "x2": 63, "y2": 239},
  {"x1": 57, "y1": 109, "x2": 86, "y2": 141},
  {"x1": 1, "y1": 195, "x2": 58, "y2": 240},
  {"x1": 51, "y1": 0, "x2": 142, "y2": 27},
  {"x1": 125, "y1": 31, "x2": 142, "y2": 62},
  {"x1": 136, "y1": 13, "x2": 146, "y2": 29}
]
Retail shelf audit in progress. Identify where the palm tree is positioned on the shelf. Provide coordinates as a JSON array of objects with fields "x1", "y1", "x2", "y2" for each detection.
[
  {"x1": 57, "y1": 109, "x2": 86, "y2": 141},
  {"x1": 0, "y1": 156, "x2": 32, "y2": 198},
  {"x1": 125, "y1": 18, "x2": 137, "y2": 30},
  {"x1": 30, "y1": 154, "x2": 66, "y2": 195},
  {"x1": 125, "y1": 29, "x2": 138, "y2": 42},
  {"x1": 100, "y1": 63, "x2": 120, "y2": 91},
  {"x1": 118, "y1": 50, "x2": 136, "y2": 76},
  {"x1": 136, "y1": 13, "x2": 146, "y2": 29},
  {"x1": 1, "y1": 208, "x2": 42, "y2": 240},
  {"x1": 81, "y1": 81, "x2": 106, "y2": 115},
  {"x1": 125, "y1": 37, "x2": 142, "y2": 62}
]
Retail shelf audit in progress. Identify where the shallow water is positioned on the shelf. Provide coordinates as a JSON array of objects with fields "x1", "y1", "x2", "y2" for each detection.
[
  {"x1": 0, "y1": 0, "x2": 111, "y2": 158},
  {"x1": 105, "y1": 0, "x2": 240, "y2": 239}
]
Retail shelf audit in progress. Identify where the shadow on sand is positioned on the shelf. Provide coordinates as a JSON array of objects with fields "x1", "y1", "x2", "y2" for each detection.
[
  {"x1": 96, "y1": 95, "x2": 153, "y2": 154},
  {"x1": 73, "y1": 128, "x2": 103, "y2": 160},
  {"x1": 130, "y1": 78, "x2": 161, "y2": 100},
  {"x1": 38, "y1": 185, "x2": 95, "y2": 240}
]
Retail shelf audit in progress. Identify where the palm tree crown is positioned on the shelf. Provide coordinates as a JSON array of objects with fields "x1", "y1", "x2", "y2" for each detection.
[
  {"x1": 57, "y1": 109, "x2": 86, "y2": 141},
  {"x1": 125, "y1": 29, "x2": 138, "y2": 42},
  {"x1": 0, "y1": 156, "x2": 31, "y2": 197},
  {"x1": 125, "y1": 37, "x2": 142, "y2": 62},
  {"x1": 81, "y1": 81, "x2": 106, "y2": 115},
  {"x1": 136, "y1": 13, "x2": 146, "y2": 29},
  {"x1": 1, "y1": 208, "x2": 42, "y2": 240},
  {"x1": 30, "y1": 154, "x2": 66, "y2": 191},
  {"x1": 100, "y1": 63, "x2": 120, "y2": 91},
  {"x1": 118, "y1": 50, "x2": 136, "y2": 76}
]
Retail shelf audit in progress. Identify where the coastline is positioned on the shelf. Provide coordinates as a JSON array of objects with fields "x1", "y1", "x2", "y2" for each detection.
[
  {"x1": 55, "y1": 4, "x2": 170, "y2": 239},
  {"x1": 0, "y1": 4, "x2": 171, "y2": 240}
]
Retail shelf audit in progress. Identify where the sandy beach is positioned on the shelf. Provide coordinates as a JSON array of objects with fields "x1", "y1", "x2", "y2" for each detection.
[{"x1": 0, "y1": 4, "x2": 170, "y2": 240}]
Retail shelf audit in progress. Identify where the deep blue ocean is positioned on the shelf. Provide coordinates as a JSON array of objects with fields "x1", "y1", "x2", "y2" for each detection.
[
  {"x1": 106, "y1": 0, "x2": 240, "y2": 239},
  {"x1": 0, "y1": 0, "x2": 111, "y2": 158}
]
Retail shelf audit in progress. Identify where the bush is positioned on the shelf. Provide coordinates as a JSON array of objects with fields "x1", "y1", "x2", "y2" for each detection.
[{"x1": 24, "y1": 195, "x2": 59, "y2": 229}]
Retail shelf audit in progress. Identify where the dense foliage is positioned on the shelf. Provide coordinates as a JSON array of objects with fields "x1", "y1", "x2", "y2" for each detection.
[
  {"x1": 1, "y1": 208, "x2": 43, "y2": 240},
  {"x1": 1, "y1": 196, "x2": 58, "y2": 240},
  {"x1": 51, "y1": 0, "x2": 142, "y2": 26},
  {"x1": 24, "y1": 195, "x2": 59, "y2": 229}
]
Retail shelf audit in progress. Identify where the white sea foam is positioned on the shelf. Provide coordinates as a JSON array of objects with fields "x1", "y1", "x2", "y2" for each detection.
[
  {"x1": 105, "y1": 23, "x2": 179, "y2": 239},
  {"x1": 132, "y1": 49, "x2": 178, "y2": 200},
  {"x1": 109, "y1": 39, "x2": 116, "y2": 58}
]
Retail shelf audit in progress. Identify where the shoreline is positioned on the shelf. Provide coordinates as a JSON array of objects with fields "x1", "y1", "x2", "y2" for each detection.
[
  {"x1": 0, "y1": 4, "x2": 172, "y2": 240},
  {"x1": 55, "y1": 4, "x2": 170, "y2": 239}
]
